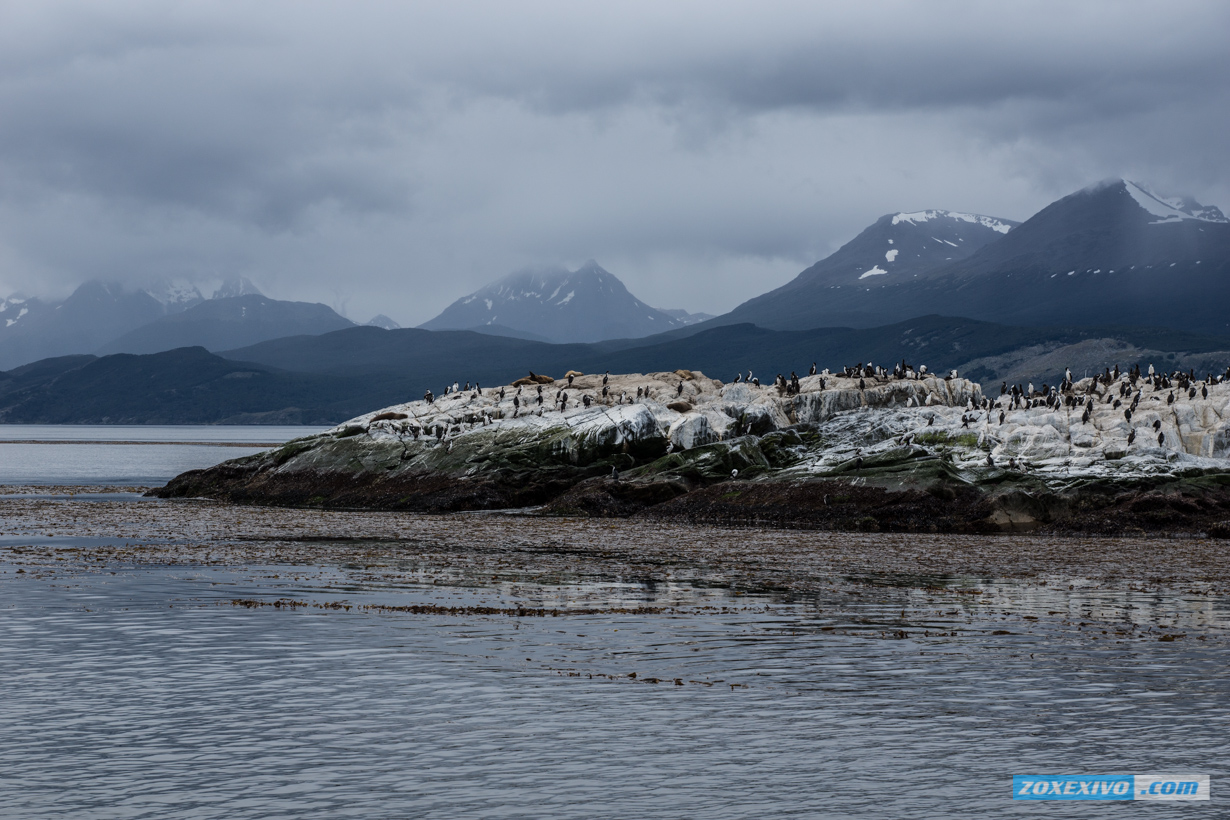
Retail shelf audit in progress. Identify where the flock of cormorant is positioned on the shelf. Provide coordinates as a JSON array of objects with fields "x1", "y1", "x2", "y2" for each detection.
[{"x1": 375, "y1": 359, "x2": 1230, "y2": 457}]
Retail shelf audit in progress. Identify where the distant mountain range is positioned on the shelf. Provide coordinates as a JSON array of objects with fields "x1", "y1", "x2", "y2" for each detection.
[
  {"x1": 2, "y1": 177, "x2": 1229, "y2": 422},
  {"x1": 718, "y1": 179, "x2": 1230, "y2": 335},
  {"x1": 97, "y1": 294, "x2": 354, "y2": 356},
  {"x1": 3, "y1": 315, "x2": 1226, "y2": 424},
  {"x1": 419, "y1": 260, "x2": 709, "y2": 343},
  {"x1": 0, "y1": 277, "x2": 354, "y2": 370}
]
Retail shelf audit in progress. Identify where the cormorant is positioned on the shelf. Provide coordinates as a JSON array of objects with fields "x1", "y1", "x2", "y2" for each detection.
[
  {"x1": 752, "y1": 377, "x2": 760, "y2": 388},
  {"x1": 731, "y1": 469, "x2": 739, "y2": 480},
  {"x1": 734, "y1": 373, "x2": 741, "y2": 383},
  {"x1": 986, "y1": 453, "x2": 994, "y2": 467},
  {"x1": 1153, "y1": 419, "x2": 1161, "y2": 431},
  {"x1": 677, "y1": 381, "x2": 684, "y2": 396},
  {"x1": 1167, "y1": 392, "x2": 1175, "y2": 405},
  {"x1": 611, "y1": 466, "x2": 619, "y2": 479},
  {"x1": 603, "y1": 371, "x2": 609, "y2": 386},
  {"x1": 999, "y1": 411, "x2": 1005, "y2": 424},
  {"x1": 1128, "y1": 429, "x2": 1136, "y2": 445},
  {"x1": 568, "y1": 374, "x2": 574, "y2": 386},
  {"x1": 583, "y1": 394, "x2": 592, "y2": 407},
  {"x1": 810, "y1": 363, "x2": 817, "y2": 376},
  {"x1": 1158, "y1": 431, "x2": 1165, "y2": 446}
]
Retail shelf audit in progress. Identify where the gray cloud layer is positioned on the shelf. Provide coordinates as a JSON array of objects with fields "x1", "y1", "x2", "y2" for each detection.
[{"x1": 1, "y1": 1, "x2": 1227, "y2": 322}]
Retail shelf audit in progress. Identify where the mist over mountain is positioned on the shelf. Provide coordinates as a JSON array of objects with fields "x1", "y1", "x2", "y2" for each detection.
[
  {"x1": 97, "y1": 294, "x2": 355, "y2": 356},
  {"x1": 0, "y1": 278, "x2": 354, "y2": 370},
  {"x1": 419, "y1": 261, "x2": 690, "y2": 343},
  {"x1": 0, "y1": 282, "x2": 169, "y2": 371}
]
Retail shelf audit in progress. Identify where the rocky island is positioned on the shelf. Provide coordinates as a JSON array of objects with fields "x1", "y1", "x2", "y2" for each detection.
[{"x1": 154, "y1": 365, "x2": 1230, "y2": 536}]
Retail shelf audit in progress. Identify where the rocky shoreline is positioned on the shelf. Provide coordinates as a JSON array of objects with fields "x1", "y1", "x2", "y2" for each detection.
[{"x1": 152, "y1": 367, "x2": 1230, "y2": 536}]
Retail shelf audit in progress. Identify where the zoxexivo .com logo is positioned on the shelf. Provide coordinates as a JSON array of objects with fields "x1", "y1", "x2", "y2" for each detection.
[{"x1": 1013, "y1": 775, "x2": 1208, "y2": 800}]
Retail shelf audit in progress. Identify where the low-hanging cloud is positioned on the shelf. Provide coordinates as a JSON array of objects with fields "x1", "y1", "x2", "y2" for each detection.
[{"x1": 0, "y1": 0, "x2": 1226, "y2": 323}]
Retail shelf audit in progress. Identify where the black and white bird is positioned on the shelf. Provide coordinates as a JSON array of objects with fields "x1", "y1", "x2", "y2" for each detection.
[
  {"x1": 1128, "y1": 429, "x2": 1136, "y2": 445},
  {"x1": 809, "y1": 363, "x2": 817, "y2": 376},
  {"x1": 730, "y1": 469, "x2": 739, "y2": 480},
  {"x1": 603, "y1": 372, "x2": 609, "y2": 386},
  {"x1": 1158, "y1": 431, "x2": 1165, "y2": 446}
]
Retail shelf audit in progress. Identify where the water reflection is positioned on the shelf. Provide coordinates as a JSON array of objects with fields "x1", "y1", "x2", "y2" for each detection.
[{"x1": 2, "y1": 557, "x2": 1226, "y2": 819}]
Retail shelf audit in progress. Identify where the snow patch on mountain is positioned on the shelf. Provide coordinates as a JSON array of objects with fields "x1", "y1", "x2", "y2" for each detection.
[
  {"x1": 859, "y1": 266, "x2": 888, "y2": 279},
  {"x1": 1123, "y1": 179, "x2": 1229, "y2": 224},
  {"x1": 892, "y1": 210, "x2": 1013, "y2": 234}
]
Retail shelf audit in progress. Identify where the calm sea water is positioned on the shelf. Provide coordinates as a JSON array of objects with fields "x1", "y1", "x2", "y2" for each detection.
[
  {"x1": 0, "y1": 425, "x2": 324, "y2": 485},
  {"x1": 0, "y1": 429, "x2": 1226, "y2": 817},
  {"x1": 2, "y1": 558, "x2": 1227, "y2": 819}
]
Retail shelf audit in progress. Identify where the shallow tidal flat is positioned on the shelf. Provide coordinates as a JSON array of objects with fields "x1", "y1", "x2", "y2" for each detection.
[
  {"x1": 4, "y1": 486, "x2": 1230, "y2": 596},
  {"x1": 3, "y1": 487, "x2": 1229, "y2": 818}
]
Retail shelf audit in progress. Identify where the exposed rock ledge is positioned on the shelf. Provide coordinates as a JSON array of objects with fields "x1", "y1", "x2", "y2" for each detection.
[{"x1": 152, "y1": 369, "x2": 1230, "y2": 536}]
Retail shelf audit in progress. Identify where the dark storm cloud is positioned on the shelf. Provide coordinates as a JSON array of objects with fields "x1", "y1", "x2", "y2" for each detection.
[{"x1": 0, "y1": 1, "x2": 1226, "y2": 322}]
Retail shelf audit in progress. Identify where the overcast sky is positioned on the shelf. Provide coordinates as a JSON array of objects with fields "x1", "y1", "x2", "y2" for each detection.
[{"x1": 1, "y1": 1, "x2": 1227, "y2": 324}]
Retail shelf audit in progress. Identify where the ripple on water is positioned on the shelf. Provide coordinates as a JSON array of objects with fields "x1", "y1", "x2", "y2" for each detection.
[{"x1": 1, "y1": 563, "x2": 1227, "y2": 819}]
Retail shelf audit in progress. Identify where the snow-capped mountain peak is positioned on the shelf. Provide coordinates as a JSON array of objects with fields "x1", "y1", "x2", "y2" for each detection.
[
  {"x1": 421, "y1": 261, "x2": 697, "y2": 343},
  {"x1": 366, "y1": 314, "x2": 401, "y2": 330},
  {"x1": 212, "y1": 277, "x2": 263, "y2": 300},
  {"x1": 141, "y1": 278, "x2": 205, "y2": 311}
]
